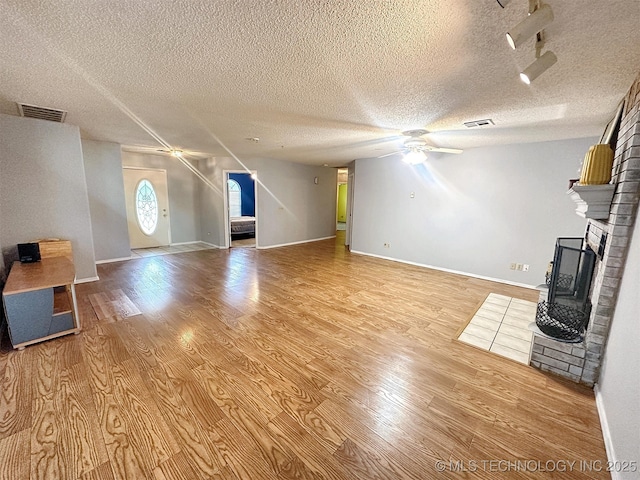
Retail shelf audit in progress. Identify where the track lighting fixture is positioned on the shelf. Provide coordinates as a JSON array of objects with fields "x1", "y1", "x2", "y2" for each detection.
[
  {"x1": 403, "y1": 149, "x2": 427, "y2": 165},
  {"x1": 170, "y1": 149, "x2": 183, "y2": 157},
  {"x1": 506, "y1": 4, "x2": 554, "y2": 50},
  {"x1": 502, "y1": 2, "x2": 557, "y2": 83},
  {"x1": 520, "y1": 50, "x2": 557, "y2": 84}
]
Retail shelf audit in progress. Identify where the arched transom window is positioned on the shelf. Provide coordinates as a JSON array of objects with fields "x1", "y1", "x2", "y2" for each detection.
[{"x1": 228, "y1": 179, "x2": 241, "y2": 217}]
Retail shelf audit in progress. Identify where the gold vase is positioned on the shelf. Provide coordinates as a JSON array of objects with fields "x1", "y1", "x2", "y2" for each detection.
[{"x1": 579, "y1": 144, "x2": 614, "y2": 185}]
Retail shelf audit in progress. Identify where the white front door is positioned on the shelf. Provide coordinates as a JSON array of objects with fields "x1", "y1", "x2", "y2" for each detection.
[{"x1": 123, "y1": 168, "x2": 171, "y2": 248}]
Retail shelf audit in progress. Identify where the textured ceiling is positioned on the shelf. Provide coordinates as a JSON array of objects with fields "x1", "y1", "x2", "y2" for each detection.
[{"x1": 1, "y1": 0, "x2": 639, "y2": 166}]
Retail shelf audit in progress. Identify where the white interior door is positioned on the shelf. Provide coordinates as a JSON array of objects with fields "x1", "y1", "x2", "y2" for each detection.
[{"x1": 123, "y1": 168, "x2": 171, "y2": 248}]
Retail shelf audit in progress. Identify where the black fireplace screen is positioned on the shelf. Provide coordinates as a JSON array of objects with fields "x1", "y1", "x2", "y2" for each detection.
[{"x1": 537, "y1": 237, "x2": 596, "y2": 342}]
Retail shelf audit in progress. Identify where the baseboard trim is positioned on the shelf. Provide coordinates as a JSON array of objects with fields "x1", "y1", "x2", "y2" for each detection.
[
  {"x1": 170, "y1": 241, "x2": 201, "y2": 246},
  {"x1": 350, "y1": 250, "x2": 537, "y2": 290},
  {"x1": 594, "y1": 384, "x2": 619, "y2": 479},
  {"x1": 257, "y1": 235, "x2": 336, "y2": 250},
  {"x1": 96, "y1": 256, "x2": 132, "y2": 264},
  {"x1": 75, "y1": 275, "x2": 100, "y2": 284}
]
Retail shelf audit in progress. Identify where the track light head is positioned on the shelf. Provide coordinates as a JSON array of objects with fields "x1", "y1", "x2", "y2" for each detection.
[
  {"x1": 520, "y1": 50, "x2": 557, "y2": 84},
  {"x1": 506, "y1": 4, "x2": 554, "y2": 50}
]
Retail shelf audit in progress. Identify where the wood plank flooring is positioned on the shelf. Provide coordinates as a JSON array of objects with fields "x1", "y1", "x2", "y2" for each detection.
[{"x1": 0, "y1": 234, "x2": 609, "y2": 479}]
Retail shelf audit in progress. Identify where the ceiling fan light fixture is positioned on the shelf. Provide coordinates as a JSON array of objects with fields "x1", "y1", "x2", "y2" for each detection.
[
  {"x1": 520, "y1": 50, "x2": 557, "y2": 84},
  {"x1": 506, "y1": 4, "x2": 554, "y2": 50},
  {"x1": 403, "y1": 149, "x2": 427, "y2": 165}
]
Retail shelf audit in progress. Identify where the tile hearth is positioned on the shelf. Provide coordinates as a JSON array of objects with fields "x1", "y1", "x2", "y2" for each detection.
[{"x1": 458, "y1": 293, "x2": 536, "y2": 365}]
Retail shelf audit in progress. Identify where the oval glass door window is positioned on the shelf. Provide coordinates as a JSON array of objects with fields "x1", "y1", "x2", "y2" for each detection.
[{"x1": 135, "y1": 179, "x2": 159, "y2": 235}]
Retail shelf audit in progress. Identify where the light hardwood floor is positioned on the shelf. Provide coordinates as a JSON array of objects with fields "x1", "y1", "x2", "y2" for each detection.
[{"x1": 0, "y1": 234, "x2": 608, "y2": 479}]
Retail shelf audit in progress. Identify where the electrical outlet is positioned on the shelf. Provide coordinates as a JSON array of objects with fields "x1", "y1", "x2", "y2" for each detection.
[
  {"x1": 510, "y1": 263, "x2": 517, "y2": 270},
  {"x1": 516, "y1": 263, "x2": 523, "y2": 271},
  {"x1": 523, "y1": 264, "x2": 529, "y2": 272}
]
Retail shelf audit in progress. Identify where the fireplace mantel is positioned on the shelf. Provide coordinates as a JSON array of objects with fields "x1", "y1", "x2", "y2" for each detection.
[{"x1": 567, "y1": 184, "x2": 616, "y2": 219}]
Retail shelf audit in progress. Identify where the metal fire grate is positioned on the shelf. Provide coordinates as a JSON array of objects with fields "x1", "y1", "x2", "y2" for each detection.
[
  {"x1": 536, "y1": 301, "x2": 587, "y2": 342},
  {"x1": 545, "y1": 272, "x2": 574, "y2": 291}
]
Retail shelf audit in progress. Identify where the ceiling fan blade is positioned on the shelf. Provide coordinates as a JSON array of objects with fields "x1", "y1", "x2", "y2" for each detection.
[
  {"x1": 376, "y1": 150, "x2": 402, "y2": 159},
  {"x1": 422, "y1": 146, "x2": 463, "y2": 154}
]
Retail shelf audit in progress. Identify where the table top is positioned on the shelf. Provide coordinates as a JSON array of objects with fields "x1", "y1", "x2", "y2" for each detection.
[{"x1": 3, "y1": 257, "x2": 76, "y2": 295}]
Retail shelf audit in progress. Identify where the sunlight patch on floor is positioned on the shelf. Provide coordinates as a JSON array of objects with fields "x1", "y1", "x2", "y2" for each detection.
[{"x1": 131, "y1": 242, "x2": 216, "y2": 258}]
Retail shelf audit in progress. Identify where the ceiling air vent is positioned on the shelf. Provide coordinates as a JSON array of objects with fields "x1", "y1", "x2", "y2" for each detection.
[
  {"x1": 464, "y1": 119, "x2": 494, "y2": 128},
  {"x1": 17, "y1": 103, "x2": 67, "y2": 123}
]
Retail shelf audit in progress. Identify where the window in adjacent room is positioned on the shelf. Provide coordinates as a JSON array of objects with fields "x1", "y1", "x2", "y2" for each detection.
[{"x1": 228, "y1": 179, "x2": 242, "y2": 217}]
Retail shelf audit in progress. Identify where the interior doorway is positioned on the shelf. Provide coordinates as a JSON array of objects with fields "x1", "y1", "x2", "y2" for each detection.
[
  {"x1": 223, "y1": 170, "x2": 257, "y2": 248},
  {"x1": 123, "y1": 167, "x2": 171, "y2": 248},
  {"x1": 336, "y1": 168, "x2": 348, "y2": 233}
]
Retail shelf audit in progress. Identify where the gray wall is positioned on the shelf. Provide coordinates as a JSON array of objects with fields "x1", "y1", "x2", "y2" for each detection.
[
  {"x1": 82, "y1": 139, "x2": 131, "y2": 261},
  {"x1": 121, "y1": 151, "x2": 201, "y2": 244},
  {"x1": 0, "y1": 235, "x2": 5, "y2": 286},
  {"x1": 351, "y1": 137, "x2": 596, "y2": 286},
  {"x1": 199, "y1": 157, "x2": 337, "y2": 248},
  {"x1": 0, "y1": 114, "x2": 97, "y2": 281},
  {"x1": 597, "y1": 203, "x2": 640, "y2": 474}
]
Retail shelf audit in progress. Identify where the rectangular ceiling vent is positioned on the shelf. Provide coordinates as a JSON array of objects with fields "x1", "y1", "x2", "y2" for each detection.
[
  {"x1": 17, "y1": 103, "x2": 67, "y2": 123},
  {"x1": 464, "y1": 119, "x2": 494, "y2": 128}
]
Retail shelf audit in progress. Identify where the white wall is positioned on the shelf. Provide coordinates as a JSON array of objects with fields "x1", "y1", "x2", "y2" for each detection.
[
  {"x1": 199, "y1": 157, "x2": 337, "y2": 248},
  {"x1": 121, "y1": 151, "x2": 201, "y2": 244},
  {"x1": 596, "y1": 203, "x2": 640, "y2": 479},
  {"x1": 82, "y1": 139, "x2": 131, "y2": 261},
  {"x1": 351, "y1": 137, "x2": 596, "y2": 286},
  {"x1": 0, "y1": 114, "x2": 97, "y2": 281}
]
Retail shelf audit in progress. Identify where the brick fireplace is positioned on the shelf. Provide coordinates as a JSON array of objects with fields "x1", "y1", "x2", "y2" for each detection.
[{"x1": 531, "y1": 73, "x2": 640, "y2": 386}]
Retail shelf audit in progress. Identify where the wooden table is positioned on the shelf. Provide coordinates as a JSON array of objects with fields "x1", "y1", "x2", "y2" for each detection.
[{"x1": 2, "y1": 257, "x2": 81, "y2": 349}]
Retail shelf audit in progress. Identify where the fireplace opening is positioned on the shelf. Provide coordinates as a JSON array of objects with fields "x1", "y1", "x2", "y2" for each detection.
[{"x1": 536, "y1": 237, "x2": 596, "y2": 342}]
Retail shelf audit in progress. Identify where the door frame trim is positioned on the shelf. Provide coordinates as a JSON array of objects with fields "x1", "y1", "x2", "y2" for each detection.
[
  {"x1": 222, "y1": 170, "x2": 258, "y2": 249},
  {"x1": 346, "y1": 171, "x2": 355, "y2": 248}
]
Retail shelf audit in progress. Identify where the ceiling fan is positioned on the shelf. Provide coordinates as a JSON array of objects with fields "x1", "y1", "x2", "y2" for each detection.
[{"x1": 379, "y1": 129, "x2": 463, "y2": 164}]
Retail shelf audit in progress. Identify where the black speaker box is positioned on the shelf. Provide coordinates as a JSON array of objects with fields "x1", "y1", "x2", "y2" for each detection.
[{"x1": 17, "y1": 243, "x2": 41, "y2": 263}]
